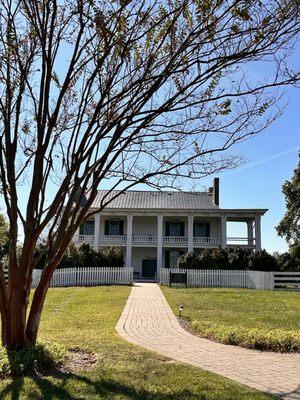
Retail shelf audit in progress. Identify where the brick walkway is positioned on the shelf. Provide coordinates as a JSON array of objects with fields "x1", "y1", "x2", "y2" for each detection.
[{"x1": 116, "y1": 283, "x2": 300, "y2": 400}]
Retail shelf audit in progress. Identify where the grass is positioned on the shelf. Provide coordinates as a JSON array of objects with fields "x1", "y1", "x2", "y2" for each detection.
[
  {"x1": 162, "y1": 287, "x2": 300, "y2": 351},
  {"x1": 0, "y1": 286, "x2": 275, "y2": 399}
]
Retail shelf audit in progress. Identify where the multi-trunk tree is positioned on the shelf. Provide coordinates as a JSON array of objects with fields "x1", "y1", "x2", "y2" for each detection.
[{"x1": 0, "y1": 0, "x2": 299, "y2": 350}]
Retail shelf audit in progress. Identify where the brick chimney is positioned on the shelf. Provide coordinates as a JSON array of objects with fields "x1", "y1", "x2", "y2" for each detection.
[{"x1": 213, "y1": 177, "x2": 219, "y2": 206}]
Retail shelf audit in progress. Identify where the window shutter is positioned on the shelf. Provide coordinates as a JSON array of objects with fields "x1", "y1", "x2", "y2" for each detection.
[
  {"x1": 165, "y1": 251, "x2": 170, "y2": 268},
  {"x1": 205, "y1": 222, "x2": 210, "y2": 237},
  {"x1": 165, "y1": 221, "x2": 170, "y2": 236},
  {"x1": 180, "y1": 221, "x2": 185, "y2": 236},
  {"x1": 104, "y1": 220, "x2": 109, "y2": 235},
  {"x1": 119, "y1": 220, "x2": 124, "y2": 235},
  {"x1": 79, "y1": 224, "x2": 84, "y2": 235}
]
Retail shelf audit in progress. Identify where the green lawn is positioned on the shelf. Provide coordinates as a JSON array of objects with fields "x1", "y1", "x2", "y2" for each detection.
[
  {"x1": 0, "y1": 286, "x2": 274, "y2": 399},
  {"x1": 162, "y1": 287, "x2": 300, "y2": 351},
  {"x1": 162, "y1": 287, "x2": 300, "y2": 331}
]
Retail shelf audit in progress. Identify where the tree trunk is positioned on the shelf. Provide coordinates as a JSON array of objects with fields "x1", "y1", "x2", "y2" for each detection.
[
  {"x1": 0, "y1": 296, "x2": 28, "y2": 350},
  {"x1": 26, "y1": 269, "x2": 52, "y2": 346}
]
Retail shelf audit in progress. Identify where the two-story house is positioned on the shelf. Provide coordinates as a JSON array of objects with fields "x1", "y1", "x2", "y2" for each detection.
[{"x1": 74, "y1": 178, "x2": 267, "y2": 280}]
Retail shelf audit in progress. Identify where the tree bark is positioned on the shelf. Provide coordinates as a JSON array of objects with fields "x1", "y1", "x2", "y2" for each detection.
[{"x1": 25, "y1": 268, "x2": 53, "y2": 346}]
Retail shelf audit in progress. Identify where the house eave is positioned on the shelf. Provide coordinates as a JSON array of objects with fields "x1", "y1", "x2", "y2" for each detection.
[{"x1": 89, "y1": 207, "x2": 268, "y2": 217}]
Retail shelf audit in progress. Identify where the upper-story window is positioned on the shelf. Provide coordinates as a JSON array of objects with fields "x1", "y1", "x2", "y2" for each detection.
[
  {"x1": 165, "y1": 221, "x2": 185, "y2": 237},
  {"x1": 79, "y1": 220, "x2": 95, "y2": 235},
  {"x1": 105, "y1": 220, "x2": 124, "y2": 236},
  {"x1": 194, "y1": 222, "x2": 210, "y2": 237}
]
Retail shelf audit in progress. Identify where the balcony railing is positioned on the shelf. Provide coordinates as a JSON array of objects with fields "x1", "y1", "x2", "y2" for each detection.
[
  {"x1": 163, "y1": 236, "x2": 188, "y2": 245},
  {"x1": 227, "y1": 237, "x2": 255, "y2": 247},
  {"x1": 99, "y1": 235, "x2": 127, "y2": 245},
  {"x1": 76, "y1": 234, "x2": 222, "y2": 248},
  {"x1": 132, "y1": 235, "x2": 157, "y2": 245},
  {"x1": 193, "y1": 236, "x2": 221, "y2": 246},
  {"x1": 77, "y1": 234, "x2": 94, "y2": 246}
]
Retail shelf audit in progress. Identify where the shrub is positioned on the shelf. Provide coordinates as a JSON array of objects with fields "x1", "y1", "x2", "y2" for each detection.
[
  {"x1": 0, "y1": 341, "x2": 66, "y2": 377},
  {"x1": 99, "y1": 246, "x2": 124, "y2": 268},
  {"x1": 227, "y1": 248, "x2": 252, "y2": 270},
  {"x1": 176, "y1": 248, "x2": 299, "y2": 271},
  {"x1": 191, "y1": 321, "x2": 300, "y2": 352},
  {"x1": 248, "y1": 250, "x2": 278, "y2": 271},
  {"x1": 35, "y1": 242, "x2": 124, "y2": 269},
  {"x1": 289, "y1": 244, "x2": 300, "y2": 266},
  {"x1": 177, "y1": 252, "x2": 198, "y2": 270},
  {"x1": 177, "y1": 249, "x2": 223, "y2": 270},
  {"x1": 276, "y1": 252, "x2": 299, "y2": 271},
  {"x1": 211, "y1": 248, "x2": 230, "y2": 269}
]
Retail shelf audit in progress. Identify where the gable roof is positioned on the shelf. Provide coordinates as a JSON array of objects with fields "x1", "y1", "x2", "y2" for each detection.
[{"x1": 91, "y1": 190, "x2": 218, "y2": 210}]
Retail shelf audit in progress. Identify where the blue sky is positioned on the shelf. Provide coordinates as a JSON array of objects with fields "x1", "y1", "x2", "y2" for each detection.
[{"x1": 201, "y1": 88, "x2": 299, "y2": 254}]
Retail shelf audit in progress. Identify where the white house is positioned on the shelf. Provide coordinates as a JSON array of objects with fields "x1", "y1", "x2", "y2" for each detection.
[{"x1": 73, "y1": 179, "x2": 267, "y2": 280}]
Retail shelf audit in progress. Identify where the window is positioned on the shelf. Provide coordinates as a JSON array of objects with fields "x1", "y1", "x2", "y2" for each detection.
[
  {"x1": 105, "y1": 220, "x2": 124, "y2": 235},
  {"x1": 194, "y1": 222, "x2": 210, "y2": 237},
  {"x1": 79, "y1": 220, "x2": 95, "y2": 235},
  {"x1": 165, "y1": 250, "x2": 185, "y2": 268},
  {"x1": 165, "y1": 221, "x2": 185, "y2": 236}
]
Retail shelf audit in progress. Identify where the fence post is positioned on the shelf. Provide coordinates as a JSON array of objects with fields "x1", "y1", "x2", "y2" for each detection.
[{"x1": 269, "y1": 271, "x2": 274, "y2": 290}]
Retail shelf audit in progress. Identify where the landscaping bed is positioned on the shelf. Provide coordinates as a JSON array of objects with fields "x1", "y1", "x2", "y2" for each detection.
[
  {"x1": 163, "y1": 287, "x2": 300, "y2": 352},
  {"x1": 0, "y1": 287, "x2": 274, "y2": 399}
]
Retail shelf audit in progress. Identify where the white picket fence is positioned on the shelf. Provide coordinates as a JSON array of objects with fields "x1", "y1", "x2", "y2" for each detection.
[
  {"x1": 32, "y1": 267, "x2": 133, "y2": 288},
  {"x1": 160, "y1": 268, "x2": 274, "y2": 290},
  {"x1": 273, "y1": 271, "x2": 300, "y2": 290}
]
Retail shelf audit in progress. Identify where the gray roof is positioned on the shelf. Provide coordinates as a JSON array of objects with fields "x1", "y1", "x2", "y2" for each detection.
[{"x1": 92, "y1": 190, "x2": 218, "y2": 210}]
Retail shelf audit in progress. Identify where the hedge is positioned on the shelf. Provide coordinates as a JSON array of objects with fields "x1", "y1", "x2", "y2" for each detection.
[{"x1": 191, "y1": 321, "x2": 300, "y2": 352}]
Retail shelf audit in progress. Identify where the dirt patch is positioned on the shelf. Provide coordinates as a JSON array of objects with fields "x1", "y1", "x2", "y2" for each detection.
[
  {"x1": 178, "y1": 316, "x2": 196, "y2": 334},
  {"x1": 61, "y1": 348, "x2": 97, "y2": 373}
]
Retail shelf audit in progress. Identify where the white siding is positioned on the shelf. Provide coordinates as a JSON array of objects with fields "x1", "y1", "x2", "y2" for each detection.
[
  {"x1": 132, "y1": 216, "x2": 157, "y2": 236},
  {"x1": 131, "y1": 247, "x2": 157, "y2": 276}
]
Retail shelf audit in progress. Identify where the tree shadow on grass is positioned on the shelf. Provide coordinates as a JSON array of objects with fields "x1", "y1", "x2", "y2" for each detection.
[{"x1": 0, "y1": 369, "x2": 209, "y2": 400}]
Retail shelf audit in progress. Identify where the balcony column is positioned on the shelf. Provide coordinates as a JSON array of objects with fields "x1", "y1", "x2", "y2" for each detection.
[
  {"x1": 221, "y1": 215, "x2": 227, "y2": 249},
  {"x1": 255, "y1": 215, "x2": 262, "y2": 252},
  {"x1": 125, "y1": 214, "x2": 133, "y2": 267},
  {"x1": 94, "y1": 213, "x2": 100, "y2": 250},
  {"x1": 247, "y1": 219, "x2": 254, "y2": 246},
  {"x1": 188, "y1": 214, "x2": 194, "y2": 253},
  {"x1": 157, "y1": 215, "x2": 163, "y2": 280}
]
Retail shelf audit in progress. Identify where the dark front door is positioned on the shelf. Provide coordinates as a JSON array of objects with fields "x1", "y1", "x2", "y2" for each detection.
[{"x1": 142, "y1": 259, "x2": 157, "y2": 278}]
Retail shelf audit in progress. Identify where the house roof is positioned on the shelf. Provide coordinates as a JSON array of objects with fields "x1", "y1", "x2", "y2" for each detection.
[{"x1": 92, "y1": 190, "x2": 219, "y2": 210}]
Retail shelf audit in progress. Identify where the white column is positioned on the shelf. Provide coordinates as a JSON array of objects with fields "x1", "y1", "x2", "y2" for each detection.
[
  {"x1": 247, "y1": 220, "x2": 254, "y2": 246},
  {"x1": 125, "y1": 214, "x2": 133, "y2": 267},
  {"x1": 94, "y1": 213, "x2": 100, "y2": 250},
  {"x1": 221, "y1": 215, "x2": 227, "y2": 249},
  {"x1": 157, "y1": 215, "x2": 163, "y2": 280},
  {"x1": 255, "y1": 215, "x2": 262, "y2": 252},
  {"x1": 75, "y1": 227, "x2": 80, "y2": 244},
  {"x1": 188, "y1": 214, "x2": 194, "y2": 253}
]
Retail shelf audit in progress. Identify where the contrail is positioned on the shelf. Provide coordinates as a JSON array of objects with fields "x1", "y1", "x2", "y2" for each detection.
[{"x1": 223, "y1": 146, "x2": 299, "y2": 176}]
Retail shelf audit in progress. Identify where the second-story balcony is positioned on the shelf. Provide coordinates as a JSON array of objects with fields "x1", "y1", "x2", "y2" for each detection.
[
  {"x1": 193, "y1": 236, "x2": 221, "y2": 247},
  {"x1": 163, "y1": 236, "x2": 188, "y2": 246},
  {"x1": 99, "y1": 235, "x2": 127, "y2": 245},
  {"x1": 76, "y1": 234, "x2": 222, "y2": 248}
]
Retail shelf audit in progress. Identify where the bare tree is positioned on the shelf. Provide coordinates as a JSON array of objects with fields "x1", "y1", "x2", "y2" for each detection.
[{"x1": 0, "y1": 0, "x2": 299, "y2": 350}]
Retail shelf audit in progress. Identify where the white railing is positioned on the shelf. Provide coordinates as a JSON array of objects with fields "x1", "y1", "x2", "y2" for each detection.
[
  {"x1": 164, "y1": 236, "x2": 188, "y2": 245},
  {"x1": 160, "y1": 268, "x2": 274, "y2": 290},
  {"x1": 132, "y1": 235, "x2": 157, "y2": 245},
  {"x1": 227, "y1": 237, "x2": 255, "y2": 246},
  {"x1": 99, "y1": 235, "x2": 127, "y2": 245},
  {"x1": 32, "y1": 267, "x2": 133, "y2": 288},
  {"x1": 273, "y1": 271, "x2": 300, "y2": 290},
  {"x1": 77, "y1": 234, "x2": 94, "y2": 245},
  {"x1": 193, "y1": 236, "x2": 220, "y2": 245}
]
